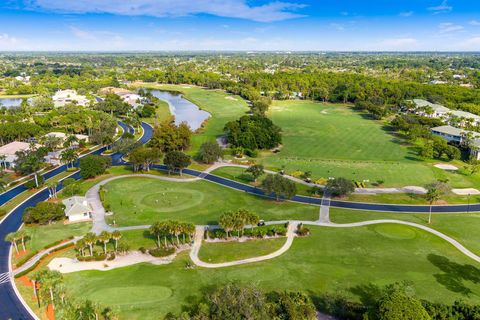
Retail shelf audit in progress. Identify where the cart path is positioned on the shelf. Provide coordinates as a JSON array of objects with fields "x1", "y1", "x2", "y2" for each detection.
[{"x1": 189, "y1": 223, "x2": 298, "y2": 268}]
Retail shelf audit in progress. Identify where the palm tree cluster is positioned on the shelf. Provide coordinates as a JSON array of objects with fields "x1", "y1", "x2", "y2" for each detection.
[
  {"x1": 219, "y1": 209, "x2": 260, "y2": 238},
  {"x1": 60, "y1": 148, "x2": 79, "y2": 169},
  {"x1": 149, "y1": 220, "x2": 195, "y2": 248},
  {"x1": 75, "y1": 231, "x2": 123, "y2": 257},
  {"x1": 4, "y1": 229, "x2": 29, "y2": 253}
]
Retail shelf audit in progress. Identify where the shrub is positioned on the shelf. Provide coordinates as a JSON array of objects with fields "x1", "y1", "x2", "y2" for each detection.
[
  {"x1": 14, "y1": 260, "x2": 41, "y2": 278},
  {"x1": 16, "y1": 250, "x2": 39, "y2": 268},
  {"x1": 138, "y1": 247, "x2": 147, "y2": 254},
  {"x1": 94, "y1": 254, "x2": 106, "y2": 261},
  {"x1": 244, "y1": 149, "x2": 258, "y2": 158},
  {"x1": 107, "y1": 253, "x2": 116, "y2": 261},
  {"x1": 149, "y1": 247, "x2": 175, "y2": 257},
  {"x1": 25, "y1": 175, "x2": 45, "y2": 189},
  {"x1": 296, "y1": 224, "x2": 310, "y2": 237}
]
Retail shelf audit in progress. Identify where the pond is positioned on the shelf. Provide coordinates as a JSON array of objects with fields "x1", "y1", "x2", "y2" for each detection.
[
  {"x1": 0, "y1": 98, "x2": 27, "y2": 108},
  {"x1": 149, "y1": 90, "x2": 210, "y2": 131}
]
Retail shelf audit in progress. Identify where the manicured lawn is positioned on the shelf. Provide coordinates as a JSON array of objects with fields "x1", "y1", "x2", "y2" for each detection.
[
  {"x1": 198, "y1": 237, "x2": 286, "y2": 263},
  {"x1": 261, "y1": 100, "x2": 478, "y2": 187},
  {"x1": 24, "y1": 222, "x2": 91, "y2": 252},
  {"x1": 346, "y1": 192, "x2": 480, "y2": 205},
  {"x1": 143, "y1": 98, "x2": 173, "y2": 126},
  {"x1": 135, "y1": 83, "x2": 249, "y2": 154},
  {"x1": 102, "y1": 176, "x2": 318, "y2": 226},
  {"x1": 62, "y1": 225, "x2": 480, "y2": 319},
  {"x1": 210, "y1": 166, "x2": 313, "y2": 196},
  {"x1": 329, "y1": 208, "x2": 480, "y2": 255}
]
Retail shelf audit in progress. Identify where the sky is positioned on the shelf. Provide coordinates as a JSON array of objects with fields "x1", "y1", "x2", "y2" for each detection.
[{"x1": 0, "y1": 0, "x2": 479, "y2": 51}]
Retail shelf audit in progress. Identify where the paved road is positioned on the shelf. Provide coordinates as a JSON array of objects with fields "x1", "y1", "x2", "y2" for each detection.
[
  {"x1": 150, "y1": 165, "x2": 480, "y2": 213},
  {"x1": 0, "y1": 121, "x2": 142, "y2": 320}
]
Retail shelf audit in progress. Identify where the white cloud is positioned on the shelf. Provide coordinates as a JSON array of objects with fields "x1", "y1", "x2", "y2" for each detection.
[
  {"x1": 329, "y1": 23, "x2": 345, "y2": 31},
  {"x1": 438, "y1": 22, "x2": 464, "y2": 34},
  {"x1": 381, "y1": 37, "x2": 417, "y2": 47},
  {"x1": 399, "y1": 11, "x2": 413, "y2": 17},
  {"x1": 428, "y1": 0, "x2": 452, "y2": 14},
  {"x1": 28, "y1": 0, "x2": 306, "y2": 22},
  {"x1": 0, "y1": 33, "x2": 19, "y2": 49},
  {"x1": 69, "y1": 26, "x2": 96, "y2": 40},
  {"x1": 458, "y1": 37, "x2": 480, "y2": 50},
  {"x1": 470, "y1": 20, "x2": 480, "y2": 26}
]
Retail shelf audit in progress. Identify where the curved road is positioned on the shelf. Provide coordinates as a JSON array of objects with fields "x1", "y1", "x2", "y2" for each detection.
[
  {"x1": 1, "y1": 119, "x2": 480, "y2": 319},
  {"x1": 0, "y1": 121, "x2": 144, "y2": 320},
  {"x1": 150, "y1": 165, "x2": 480, "y2": 214}
]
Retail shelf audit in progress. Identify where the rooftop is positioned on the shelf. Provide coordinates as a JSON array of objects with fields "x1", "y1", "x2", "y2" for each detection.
[
  {"x1": 62, "y1": 196, "x2": 92, "y2": 217},
  {"x1": 431, "y1": 125, "x2": 480, "y2": 138},
  {"x1": 0, "y1": 141, "x2": 32, "y2": 156}
]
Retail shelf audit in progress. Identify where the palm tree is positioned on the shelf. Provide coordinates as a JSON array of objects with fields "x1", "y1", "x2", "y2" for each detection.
[
  {"x1": 425, "y1": 187, "x2": 440, "y2": 224},
  {"x1": 219, "y1": 212, "x2": 234, "y2": 238},
  {"x1": 172, "y1": 222, "x2": 182, "y2": 245},
  {"x1": 32, "y1": 269, "x2": 63, "y2": 310},
  {"x1": 149, "y1": 222, "x2": 164, "y2": 248},
  {"x1": 46, "y1": 181, "x2": 58, "y2": 199},
  {"x1": 60, "y1": 149, "x2": 78, "y2": 169},
  {"x1": 111, "y1": 230, "x2": 122, "y2": 252},
  {"x1": 16, "y1": 229, "x2": 28, "y2": 252},
  {"x1": 161, "y1": 221, "x2": 173, "y2": 247},
  {"x1": 75, "y1": 239, "x2": 86, "y2": 257},
  {"x1": 5, "y1": 232, "x2": 19, "y2": 254},
  {"x1": 83, "y1": 232, "x2": 97, "y2": 256},
  {"x1": 98, "y1": 231, "x2": 111, "y2": 254},
  {"x1": 181, "y1": 223, "x2": 195, "y2": 243},
  {"x1": 65, "y1": 135, "x2": 78, "y2": 148}
]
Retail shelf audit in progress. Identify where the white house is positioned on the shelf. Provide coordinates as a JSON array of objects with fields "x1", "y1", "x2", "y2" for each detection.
[
  {"x1": 45, "y1": 132, "x2": 67, "y2": 141},
  {"x1": 431, "y1": 125, "x2": 480, "y2": 160},
  {"x1": 0, "y1": 141, "x2": 32, "y2": 169},
  {"x1": 62, "y1": 196, "x2": 93, "y2": 222},
  {"x1": 449, "y1": 110, "x2": 480, "y2": 127},
  {"x1": 411, "y1": 99, "x2": 451, "y2": 119},
  {"x1": 52, "y1": 89, "x2": 89, "y2": 108}
]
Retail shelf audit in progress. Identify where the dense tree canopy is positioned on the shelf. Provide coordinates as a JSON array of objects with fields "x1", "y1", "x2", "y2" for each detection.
[
  {"x1": 261, "y1": 174, "x2": 297, "y2": 201},
  {"x1": 224, "y1": 115, "x2": 282, "y2": 151},
  {"x1": 149, "y1": 121, "x2": 191, "y2": 152},
  {"x1": 23, "y1": 202, "x2": 65, "y2": 224},
  {"x1": 79, "y1": 155, "x2": 111, "y2": 179}
]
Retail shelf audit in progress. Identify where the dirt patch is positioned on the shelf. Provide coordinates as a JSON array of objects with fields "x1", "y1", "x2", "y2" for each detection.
[
  {"x1": 225, "y1": 96, "x2": 238, "y2": 101},
  {"x1": 46, "y1": 304, "x2": 54, "y2": 320}
]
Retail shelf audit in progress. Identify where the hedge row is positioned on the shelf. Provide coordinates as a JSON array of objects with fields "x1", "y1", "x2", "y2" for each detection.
[
  {"x1": 15, "y1": 236, "x2": 74, "y2": 268},
  {"x1": 14, "y1": 260, "x2": 41, "y2": 278},
  {"x1": 149, "y1": 247, "x2": 175, "y2": 257}
]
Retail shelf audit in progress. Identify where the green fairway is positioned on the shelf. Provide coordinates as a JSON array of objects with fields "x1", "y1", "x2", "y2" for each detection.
[
  {"x1": 136, "y1": 83, "x2": 249, "y2": 154},
  {"x1": 102, "y1": 177, "x2": 318, "y2": 226},
  {"x1": 261, "y1": 100, "x2": 477, "y2": 187},
  {"x1": 24, "y1": 222, "x2": 91, "y2": 252},
  {"x1": 63, "y1": 225, "x2": 480, "y2": 319},
  {"x1": 330, "y1": 208, "x2": 480, "y2": 256},
  {"x1": 210, "y1": 166, "x2": 313, "y2": 195},
  {"x1": 198, "y1": 237, "x2": 286, "y2": 263}
]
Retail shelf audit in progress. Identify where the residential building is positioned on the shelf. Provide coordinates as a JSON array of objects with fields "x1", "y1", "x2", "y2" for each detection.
[
  {"x1": 0, "y1": 141, "x2": 32, "y2": 169},
  {"x1": 431, "y1": 125, "x2": 480, "y2": 160},
  {"x1": 62, "y1": 196, "x2": 93, "y2": 222},
  {"x1": 449, "y1": 110, "x2": 480, "y2": 126},
  {"x1": 52, "y1": 89, "x2": 89, "y2": 108},
  {"x1": 99, "y1": 87, "x2": 144, "y2": 107},
  {"x1": 411, "y1": 99, "x2": 450, "y2": 119}
]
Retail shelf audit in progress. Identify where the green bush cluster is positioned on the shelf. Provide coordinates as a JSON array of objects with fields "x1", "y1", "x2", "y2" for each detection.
[{"x1": 149, "y1": 247, "x2": 175, "y2": 257}]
